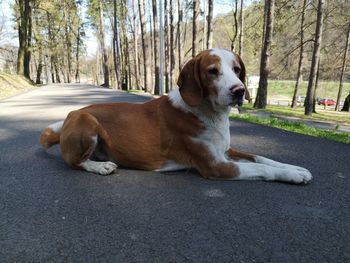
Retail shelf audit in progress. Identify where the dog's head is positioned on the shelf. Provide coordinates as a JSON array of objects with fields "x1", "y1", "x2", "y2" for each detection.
[{"x1": 177, "y1": 48, "x2": 249, "y2": 109}]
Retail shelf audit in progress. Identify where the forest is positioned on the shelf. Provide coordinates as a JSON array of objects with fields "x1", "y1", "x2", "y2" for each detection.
[{"x1": 1, "y1": 0, "x2": 349, "y2": 115}]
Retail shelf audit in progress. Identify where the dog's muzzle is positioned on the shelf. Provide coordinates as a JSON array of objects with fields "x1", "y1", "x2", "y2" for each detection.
[{"x1": 230, "y1": 85, "x2": 245, "y2": 106}]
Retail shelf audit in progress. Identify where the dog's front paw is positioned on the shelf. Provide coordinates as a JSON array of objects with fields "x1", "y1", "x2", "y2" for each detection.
[
  {"x1": 286, "y1": 168, "x2": 313, "y2": 184},
  {"x1": 98, "y1": 161, "x2": 118, "y2": 175}
]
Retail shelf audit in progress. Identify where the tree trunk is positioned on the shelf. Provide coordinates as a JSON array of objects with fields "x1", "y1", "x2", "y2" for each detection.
[
  {"x1": 238, "y1": 0, "x2": 244, "y2": 57},
  {"x1": 35, "y1": 45, "x2": 43, "y2": 84},
  {"x1": 192, "y1": 0, "x2": 199, "y2": 57},
  {"x1": 17, "y1": 0, "x2": 32, "y2": 80},
  {"x1": 305, "y1": 0, "x2": 325, "y2": 116},
  {"x1": 291, "y1": 0, "x2": 307, "y2": 108},
  {"x1": 98, "y1": 1, "x2": 110, "y2": 88},
  {"x1": 206, "y1": 0, "x2": 213, "y2": 49},
  {"x1": 138, "y1": 0, "x2": 149, "y2": 92},
  {"x1": 113, "y1": 0, "x2": 121, "y2": 89},
  {"x1": 341, "y1": 93, "x2": 350, "y2": 111},
  {"x1": 132, "y1": 0, "x2": 140, "y2": 89},
  {"x1": 149, "y1": 15, "x2": 154, "y2": 91},
  {"x1": 254, "y1": 0, "x2": 275, "y2": 109},
  {"x1": 75, "y1": 23, "x2": 81, "y2": 83},
  {"x1": 120, "y1": 0, "x2": 129, "y2": 91},
  {"x1": 230, "y1": 0, "x2": 239, "y2": 51},
  {"x1": 50, "y1": 56, "x2": 55, "y2": 83},
  {"x1": 152, "y1": 0, "x2": 160, "y2": 95},
  {"x1": 169, "y1": 0, "x2": 175, "y2": 90},
  {"x1": 24, "y1": 0, "x2": 32, "y2": 80},
  {"x1": 335, "y1": 21, "x2": 350, "y2": 111},
  {"x1": 164, "y1": 0, "x2": 170, "y2": 93},
  {"x1": 313, "y1": 60, "x2": 321, "y2": 113},
  {"x1": 64, "y1": 3, "x2": 72, "y2": 83},
  {"x1": 177, "y1": 0, "x2": 184, "y2": 71},
  {"x1": 54, "y1": 57, "x2": 61, "y2": 83}
]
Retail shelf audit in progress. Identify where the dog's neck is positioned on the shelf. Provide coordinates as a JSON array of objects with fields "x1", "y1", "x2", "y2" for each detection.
[{"x1": 168, "y1": 88, "x2": 231, "y2": 126}]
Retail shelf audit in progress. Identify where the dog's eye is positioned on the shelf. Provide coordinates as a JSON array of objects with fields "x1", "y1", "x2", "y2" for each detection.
[
  {"x1": 208, "y1": 68, "x2": 219, "y2": 75},
  {"x1": 233, "y1": 66, "x2": 241, "y2": 74}
]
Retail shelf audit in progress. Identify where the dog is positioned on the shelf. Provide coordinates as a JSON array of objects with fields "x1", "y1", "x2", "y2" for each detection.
[{"x1": 40, "y1": 48, "x2": 312, "y2": 184}]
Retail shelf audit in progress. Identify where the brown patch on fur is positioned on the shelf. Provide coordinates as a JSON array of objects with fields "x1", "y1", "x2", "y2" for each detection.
[
  {"x1": 60, "y1": 111, "x2": 103, "y2": 169},
  {"x1": 227, "y1": 148, "x2": 256, "y2": 162},
  {"x1": 40, "y1": 127, "x2": 60, "y2": 149},
  {"x1": 177, "y1": 50, "x2": 221, "y2": 106},
  {"x1": 235, "y1": 54, "x2": 251, "y2": 101}
]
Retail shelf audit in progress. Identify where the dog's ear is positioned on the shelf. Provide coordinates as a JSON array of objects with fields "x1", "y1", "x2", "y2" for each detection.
[
  {"x1": 236, "y1": 54, "x2": 251, "y2": 101},
  {"x1": 177, "y1": 56, "x2": 203, "y2": 107},
  {"x1": 236, "y1": 54, "x2": 246, "y2": 85}
]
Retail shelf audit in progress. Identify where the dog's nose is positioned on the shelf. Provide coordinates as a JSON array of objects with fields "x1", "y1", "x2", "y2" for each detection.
[{"x1": 230, "y1": 85, "x2": 245, "y2": 97}]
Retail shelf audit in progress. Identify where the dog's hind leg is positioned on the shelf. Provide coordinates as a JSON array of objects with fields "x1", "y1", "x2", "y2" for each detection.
[
  {"x1": 60, "y1": 110, "x2": 117, "y2": 175},
  {"x1": 40, "y1": 120, "x2": 64, "y2": 149}
]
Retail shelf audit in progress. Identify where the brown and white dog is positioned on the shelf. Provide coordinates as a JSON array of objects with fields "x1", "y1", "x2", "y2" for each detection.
[{"x1": 40, "y1": 48, "x2": 312, "y2": 184}]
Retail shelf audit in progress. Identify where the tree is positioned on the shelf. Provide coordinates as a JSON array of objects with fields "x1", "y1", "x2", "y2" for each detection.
[
  {"x1": 305, "y1": 0, "x2": 326, "y2": 116},
  {"x1": 138, "y1": 0, "x2": 149, "y2": 92},
  {"x1": 206, "y1": 0, "x2": 213, "y2": 49},
  {"x1": 113, "y1": 0, "x2": 121, "y2": 88},
  {"x1": 164, "y1": 0, "x2": 170, "y2": 93},
  {"x1": 192, "y1": 0, "x2": 199, "y2": 57},
  {"x1": 132, "y1": 0, "x2": 140, "y2": 89},
  {"x1": 291, "y1": 0, "x2": 307, "y2": 108},
  {"x1": 16, "y1": 0, "x2": 32, "y2": 80},
  {"x1": 169, "y1": 0, "x2": 175, "y2": 90},
  {"x1": 335, "y1": 21, "x2": 350, "y2": 111},
  {"x1": 98, "y1": 1, "x2": 109, "y2": 87},
  {"x1": 238, "y1": 0, "x2": 244, "y2": 57},
  {"x1": 254, "y1": 0, "x2": 275, "y2": 109},
  {"x1": 341, "y1": 92, "x2": 350, "y2": 112},
  {"x1": 177, "y1": 0, "x2": 184, "y2": 71},
  {"x1": 152, "y1": 0, "x2": 160, "y2": 94},
  {"x1": 229, "y1": 0, "x2": 239, "y2": 52}
]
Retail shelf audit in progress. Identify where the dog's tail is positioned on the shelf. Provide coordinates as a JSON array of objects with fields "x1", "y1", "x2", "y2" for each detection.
[{"x1": 39, "y1": 120, "x2": 64, "y2": 149}]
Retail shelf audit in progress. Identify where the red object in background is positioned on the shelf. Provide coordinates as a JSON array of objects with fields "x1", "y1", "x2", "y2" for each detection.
[{"x1": 318, "y1": 99, "x2": 336, "y2": 106}]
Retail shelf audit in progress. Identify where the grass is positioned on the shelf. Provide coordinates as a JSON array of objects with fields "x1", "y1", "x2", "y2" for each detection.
[
  {"x1": 231, "y1": 113, "x2": 350, "y2": 144},
  {"x1": 0, "y1": 72, "x2": 35, "y2": 99},
  {"x1": 127, "y1": 89, "x2": 145, "y2": 93},
  {"x1": 241, "y1": 104, "x2": 350, "y2": 125},
  {"x1": 267, "y1": 80, "x2": 350, "y2": 100}
]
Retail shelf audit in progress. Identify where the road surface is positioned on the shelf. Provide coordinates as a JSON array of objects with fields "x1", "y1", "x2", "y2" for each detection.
[{"x1": 0, "y1": 84, "x2": 349, "y2": 262}]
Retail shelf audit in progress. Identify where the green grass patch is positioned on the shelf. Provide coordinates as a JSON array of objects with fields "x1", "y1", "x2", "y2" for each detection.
[
  {"x1": 127, "y1": 89, "x2": 146, "y2": 93},
  {"x1": 241, "y1": 104, "x2": 350, "y2": 125},
  {"x1": 231, "y1": 113, "x2": 350, "y2": 144},
  {"x1": 267, "y1": 80, "x2": 350, "y2": 100}
]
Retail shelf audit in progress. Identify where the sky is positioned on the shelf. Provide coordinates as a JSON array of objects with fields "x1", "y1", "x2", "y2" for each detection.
[
  {"x1": 0, "y1": 0, "x2": 248, "y2": 56},
  {"x1": 0, "y1": 0, "x2": 17, "y2": 46}
]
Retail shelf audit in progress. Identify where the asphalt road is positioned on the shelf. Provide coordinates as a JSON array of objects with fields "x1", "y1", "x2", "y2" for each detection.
[{"x1": 0, "y1": 84, "x2": 349, "y2": 263}]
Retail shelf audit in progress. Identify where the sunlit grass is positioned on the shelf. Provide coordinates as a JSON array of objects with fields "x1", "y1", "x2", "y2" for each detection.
[
  {"x1": 0, "y1": 72, "x2": 35, "y2": 99},
  {"x1": 268, "y1": 80, "x2": 350, "y2": 100},
  {"x1": 231, "y1": 113, "x2": 350, "y2": 144},
  {"x1": 241, "y1": 104, "x2": 350, "y2": 124}
]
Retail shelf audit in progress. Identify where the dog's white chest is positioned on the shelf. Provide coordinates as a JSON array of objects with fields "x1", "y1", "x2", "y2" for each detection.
[{"x1": 194, "y1": 114, "x2": 231, "y2": 163}]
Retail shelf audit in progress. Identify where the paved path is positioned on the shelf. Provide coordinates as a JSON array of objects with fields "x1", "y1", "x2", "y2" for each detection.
[{"x1": 0, "y1": 84, "x2": 349, "y2": 263}]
